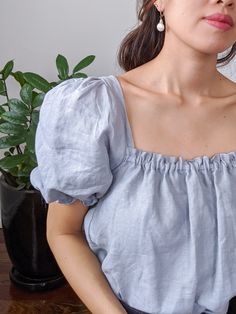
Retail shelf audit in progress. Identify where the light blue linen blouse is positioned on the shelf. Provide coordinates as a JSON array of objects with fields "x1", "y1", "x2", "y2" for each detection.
[{"x1": 30, "y1": 75, "x2": 236, "y2": 314}]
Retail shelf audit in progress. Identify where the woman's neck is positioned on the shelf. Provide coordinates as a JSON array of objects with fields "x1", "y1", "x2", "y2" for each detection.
[{"x1": 141, "y1": 34, "x2": 235, "y2": 104}]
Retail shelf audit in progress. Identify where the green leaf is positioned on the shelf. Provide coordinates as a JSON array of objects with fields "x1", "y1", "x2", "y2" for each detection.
[
  {"x1": 0, "y1": 122, "x2": 27, "y2": 135},
  {"x1": 0, "y1": 154, "x2": 28, "y2": 170},
  {"x1": 27, "y1": 149, "x2": 37, "y2": 164},
  {"x1": 56, "y1": 54, "x2": 69, "y2": 80},
  {"x1": 0, "y1": 80, "x2": 5, "y2": 94},
  {"x1": 17, "y1": 167, "x2": 32, "y2": 177},
  {"x1": 49, "y1": 81, "x2": 58, "y2": 88},
  {"x1": 0, "y1": 106, "x2": 6, "y2": 115},
  {"x1": 8, "y1": 98, "x2": 29, "y2": 115},
  {"x1": 9, "y1": 147, "x2": 15, "y2": 154},
  {"x1": 1, "y1": 103, "x2": 8, "y2": 108},
  {"x1": 11, "y1": 71, "x2": 26, "y2": 87},
  {"x1": 14, "y1": 181, "x2": 27, "y2": 189},
  {"x1": 23, "y1": 72, "x2": 51, "y2": 93},
  {"x1": 32, "y1": 93, "x2": 45, "y2": 108},
  {"x1": 0, "y1": 135, "x2": 25, "y2": 149},
  {"x1": 72, "y1": 55, "x2": 95, "y2": 74},
  {"x1": 1, "y1": 111, "x2": 28, "y2": 125},
  {"x1": 31, "y1": 110, "x2": 40, "y2": 125},
  {"x1": 20, "y1": 83, "x2": 33, "y2": 105},
  {"x1": 25, "y1": 126, "x2": 35, "y2": 153},
  {"x1": 1, "y1": 60, "x2": 14, "y2": 80},
  {"x1": 32, "y1": 91, "x2": 38, "y2": 99},
  {"x1": 8, "y1": 167, "x2": 20, "y2": 177},
  {"x1": 0, "y1": 79, "x2": 6, "y2": 96},
  {"x1": 71, "y1": 72, "x2": 87, "y2": 79},
  {"x1": 4, "y1": 152, "x2": 11, "y2": 157}
]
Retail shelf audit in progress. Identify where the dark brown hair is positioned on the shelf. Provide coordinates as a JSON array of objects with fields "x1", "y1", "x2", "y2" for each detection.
[{"x1": 117, "y1": 0, "x2": 236, "y2": 72}]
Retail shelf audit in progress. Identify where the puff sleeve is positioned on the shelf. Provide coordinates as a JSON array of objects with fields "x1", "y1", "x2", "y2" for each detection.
[{"x1": 30, "y1": 76, "x2": 125, "y2": 207}]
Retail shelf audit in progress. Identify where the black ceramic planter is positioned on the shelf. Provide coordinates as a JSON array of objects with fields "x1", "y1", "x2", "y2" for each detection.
[{"x1": 0, "y1": 174, "x2": 66, "y2": 291}]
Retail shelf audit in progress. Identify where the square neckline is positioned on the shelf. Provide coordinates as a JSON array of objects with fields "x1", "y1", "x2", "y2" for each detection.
[{"x1": 109, "y1": 74, "x2": 236, "y2": 164}]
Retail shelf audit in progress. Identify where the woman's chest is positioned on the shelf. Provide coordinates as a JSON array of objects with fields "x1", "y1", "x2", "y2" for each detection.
[{"x1": 123, "y1": 86, "x2": 236, "y2": 160}]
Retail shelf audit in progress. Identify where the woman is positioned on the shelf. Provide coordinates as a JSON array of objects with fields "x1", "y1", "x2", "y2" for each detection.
[{"x1": 30, "y1": 0, "x2": 236, "y2": 313}]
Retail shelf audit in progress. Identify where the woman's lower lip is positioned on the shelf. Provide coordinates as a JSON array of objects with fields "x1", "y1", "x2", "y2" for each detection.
[{"x1": 204, "y1": 19, "x2": 232, "y2": 31}]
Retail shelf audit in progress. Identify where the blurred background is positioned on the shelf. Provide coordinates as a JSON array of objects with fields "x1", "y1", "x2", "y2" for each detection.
[{"x1": 1, "y1": 0, "x2": 137, "y2": 98}]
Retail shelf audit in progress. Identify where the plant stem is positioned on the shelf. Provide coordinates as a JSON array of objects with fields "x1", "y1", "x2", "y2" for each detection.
[
  {"x1": 1, "y1": 75, "x2": 23, "y2": 155},
  {"x1": 16, "y1": 145, "x2": 23, "y2": 154},
  {"x1": 2, "y1": 78, "x2": 10, "y2": 111}
]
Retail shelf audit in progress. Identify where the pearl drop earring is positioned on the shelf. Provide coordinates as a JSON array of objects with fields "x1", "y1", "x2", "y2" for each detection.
[{"x1": 157, "y1": 11, "x2": 165, "y2": 32}]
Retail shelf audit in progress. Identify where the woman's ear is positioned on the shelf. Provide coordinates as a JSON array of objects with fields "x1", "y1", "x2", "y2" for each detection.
[{"x1": 153, "y1": 0, "x2": 165, "y2": 12}]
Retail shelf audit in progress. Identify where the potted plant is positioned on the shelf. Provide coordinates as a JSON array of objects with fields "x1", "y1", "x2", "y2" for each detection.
[{"x1": 0, "y1": 54, "x2": 95, "y2": 291}]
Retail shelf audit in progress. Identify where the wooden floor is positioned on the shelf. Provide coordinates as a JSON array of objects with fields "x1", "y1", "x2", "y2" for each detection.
[{"x1": 0, "y1": 229, "x2": 91, "y2": 314}]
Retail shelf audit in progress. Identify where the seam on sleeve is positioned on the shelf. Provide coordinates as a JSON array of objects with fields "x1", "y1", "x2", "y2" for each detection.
[
  {"x1": 111, "y1": 153, "x2": 127, "y2": 172},
  {"x1": 102, "y1": 78, "x2": 127, "y2": 172}
]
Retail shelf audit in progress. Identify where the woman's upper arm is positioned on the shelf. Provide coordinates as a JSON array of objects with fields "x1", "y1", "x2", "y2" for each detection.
[{"x1": 46, "y1": 200, "x2": 89, "y2": 238}]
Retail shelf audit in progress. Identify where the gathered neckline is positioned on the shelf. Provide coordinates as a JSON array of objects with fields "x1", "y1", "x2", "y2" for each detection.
[{"x1": 108, "y1": 74, "x2": 236, "y2": 166}]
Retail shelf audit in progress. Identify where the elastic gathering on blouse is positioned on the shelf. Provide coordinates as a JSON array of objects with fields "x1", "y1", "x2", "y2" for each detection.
[{"x1": 122, "y1": 146, "x2": 236, "y2": 172}]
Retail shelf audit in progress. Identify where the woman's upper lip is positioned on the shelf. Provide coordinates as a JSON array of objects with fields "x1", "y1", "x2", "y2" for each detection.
[{"x1": 204, "y1": 13, "x2": 234, "y2": 26}]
